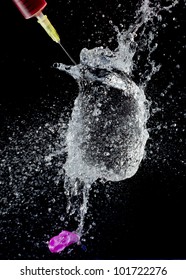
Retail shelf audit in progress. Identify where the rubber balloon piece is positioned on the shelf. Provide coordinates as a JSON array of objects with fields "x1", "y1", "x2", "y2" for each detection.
[{"x1": 48, "y1": 230, "x2": 80, "y2": 253}]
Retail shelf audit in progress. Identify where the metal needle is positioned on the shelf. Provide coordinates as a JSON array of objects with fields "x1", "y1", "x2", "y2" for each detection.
[{"x1": 58, "y1": 42, "x2": 76, "y2": 65}]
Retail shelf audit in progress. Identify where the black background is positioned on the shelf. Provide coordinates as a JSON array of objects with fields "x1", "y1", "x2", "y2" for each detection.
[{"x1": 0, "y1": 0, "x2": 185, "y2": 259}]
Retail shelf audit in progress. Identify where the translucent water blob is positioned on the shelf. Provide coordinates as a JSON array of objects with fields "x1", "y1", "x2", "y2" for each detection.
[{"x1": 55, "y1": 47, "x2": 149, "y2": 183}]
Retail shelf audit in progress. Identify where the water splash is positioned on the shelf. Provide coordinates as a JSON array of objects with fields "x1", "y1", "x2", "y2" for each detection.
[
  {"x1": 57, "y1": 61, "x2": 149, "y2": 183},
  {"x1": 0, "y1": 0, "x2": 180, "y2": 255},
  {"x1": 50, "y1": 0, "x2": 179, "y2": 239},
  {"x1": 52, "y1": 0, "x2": 158, "y2": 237}
]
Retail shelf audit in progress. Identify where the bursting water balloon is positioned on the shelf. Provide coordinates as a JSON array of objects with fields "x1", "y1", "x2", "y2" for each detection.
[
  {"x1": 0, "y1": 0, "x2": 181, "y2": 257},
  {"x1": 55, "y1": 47, "x2": 149, "y2": 183}
]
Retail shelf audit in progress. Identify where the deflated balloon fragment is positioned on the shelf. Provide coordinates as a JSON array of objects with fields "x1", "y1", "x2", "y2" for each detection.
[{"x1": 48, "y1": 230, "x2": 80, "y2": 253}]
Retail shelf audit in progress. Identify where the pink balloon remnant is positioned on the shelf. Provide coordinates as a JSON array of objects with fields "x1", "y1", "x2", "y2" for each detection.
[{"x1": 48, "y1": 230, "x2": 80, "y2": 253}]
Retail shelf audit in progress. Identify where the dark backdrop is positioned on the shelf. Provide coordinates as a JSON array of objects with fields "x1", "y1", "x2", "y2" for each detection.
[{"x1": 0, "y1": 0, "x2": 185, "y2": 259}]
